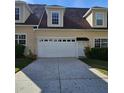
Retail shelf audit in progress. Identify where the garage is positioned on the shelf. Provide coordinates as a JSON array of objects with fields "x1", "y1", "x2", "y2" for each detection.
[{"x1": 37, "y1": 37, "x2": 86, "y2": 57}]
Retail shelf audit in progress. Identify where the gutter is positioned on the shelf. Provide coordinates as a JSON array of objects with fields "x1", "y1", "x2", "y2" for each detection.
[{"x1": 15, "y1": 25, "x2": 38, "y2": 27}]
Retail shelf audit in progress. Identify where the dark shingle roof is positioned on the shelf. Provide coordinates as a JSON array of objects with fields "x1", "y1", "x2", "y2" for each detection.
[
  {"x1": 39, "y1": 8, "x2": 92, "y2": 29},
  {"x1": 29, "y1": 4, "x2": 46, "y2": 19},
  {"x1": 16, "y1": 4, "x2": 107, "y2": 29},
  {"x1": 16, "y1": 4, "x2": 45, "y2": 25},
  {"x1": 63, "y1": 8, "x2": 91, "y2": 29},
  {"x1": 92, "y1": 6, "x2": 106, "y2": 8}
]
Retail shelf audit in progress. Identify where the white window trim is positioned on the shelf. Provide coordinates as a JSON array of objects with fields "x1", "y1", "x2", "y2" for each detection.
[
  {"x1": 15, "y1": 33, "x2": 27, "y2": 46},
  {"x1": 15, "y1": 7, "x2": 21, "y2": 22},
  {"x1": 51, "y1": 11, "x2": 60, "y2": 26},
  {"x1": 95, "y1": 12, "x2": 104, "y2": 26},
  {"x1": 94, "y1": 37, "x2": 108, "y2": 48}
]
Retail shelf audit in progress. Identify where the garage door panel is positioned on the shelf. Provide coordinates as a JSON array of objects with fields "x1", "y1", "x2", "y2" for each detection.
[{"x1": 37, "y1": 38, "x2": 77, "y2": 57}]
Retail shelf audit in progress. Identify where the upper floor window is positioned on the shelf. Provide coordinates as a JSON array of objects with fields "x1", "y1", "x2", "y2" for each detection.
[
  {"x1": 15, "y1": 8, "x2": 20, "y2": 20},
  {"x1": 95, "y1": 13, "x2": 104, "y2": 26},
  {"x1": 52, "y1": 12, "x2": 59, "y2": 25},
  {"x1": 95, "y1": 38, "x2": 108, "y2": 48}
]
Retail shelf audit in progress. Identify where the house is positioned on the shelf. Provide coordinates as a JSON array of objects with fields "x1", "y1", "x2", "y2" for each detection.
[{"x1": 15, "y1": 1, "x2": 108, "y2": 58}]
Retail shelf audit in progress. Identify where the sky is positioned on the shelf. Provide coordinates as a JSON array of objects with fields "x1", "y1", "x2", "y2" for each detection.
[{"x1": 23, "y1": 0, "x2": 108, "y2": 8}]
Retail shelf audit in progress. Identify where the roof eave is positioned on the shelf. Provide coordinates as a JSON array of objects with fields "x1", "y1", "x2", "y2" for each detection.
[
  {"x1": 45, "y1": 5, "x2": 65, "y2": 9},
  {"x1": 15, "y1": 24, "x2": 38, "y2": 26},
  {"x1": 83, "y1": 8, "x2": 92, "y2": 18}
]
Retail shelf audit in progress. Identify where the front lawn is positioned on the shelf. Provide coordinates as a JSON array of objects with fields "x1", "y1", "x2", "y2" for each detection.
[
  {"x1": 15, "y1": 58, "x2": 34, "y2": 73},
  {"x1": 79, "y1": 58, "x2": 108, "y2": 75}
]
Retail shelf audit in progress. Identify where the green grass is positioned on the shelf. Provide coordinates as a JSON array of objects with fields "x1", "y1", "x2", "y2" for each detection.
[
  {"x1": 15, "y1": 58, "x2": 34, "y2": 73},
  {"x1": 79, "y1": 58, "x2": 108, "y2": 75}
]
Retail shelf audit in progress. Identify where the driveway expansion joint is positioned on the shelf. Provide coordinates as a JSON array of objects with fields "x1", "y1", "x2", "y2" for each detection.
[
  {"x1": 58, "y1": 59, "x2": 62, "y2": 93},
  {"x1": 16, "y1": 58, "x2": 108, "y2": 93}
]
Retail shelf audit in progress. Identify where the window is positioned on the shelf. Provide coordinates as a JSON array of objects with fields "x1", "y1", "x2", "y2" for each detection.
[
  {"x1": 54, "y1": 39, "x2": 57, "y2": 42},
  {"x1": 49, "y1": 39, "x2": 53, "y2": 42},
  {"x1": 15, "y1": 34, "x2": 26, "y2": 46},
  {"x1": 58, "y1": 39, "x2": 62, "y2": 42},
  {"x1": 15, "y1": 8, "x2": 20, "y2": 20},
  {"x1": 40, "y1": 39, "x2": 43, "y2": 42},
  {"x1": 95, "y1": 13, "x2": 104, "y2": 26},
  {"x1": 95, "y1": 38, "x2": 108, "y2": 48},
  {"x1": 67, "y1": 40, "x2": 71, "y2": 42},
  {"x1": 52, "y1": 12, "x2": 59, "y2": 24},
  {"x1": 44, "y1": 39, "x2": 48, "y2": 42},
  {"x1": 63, "y1": 40, "x2": 66, "y2": 42},
  {"x1": 72, "y1": 40, "x2": 75, "y2": 42}
]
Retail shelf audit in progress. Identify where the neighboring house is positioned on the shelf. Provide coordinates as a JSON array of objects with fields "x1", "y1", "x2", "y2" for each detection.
[{"x1": 15, "y1": 1, "x2": 108, "y2": 58}]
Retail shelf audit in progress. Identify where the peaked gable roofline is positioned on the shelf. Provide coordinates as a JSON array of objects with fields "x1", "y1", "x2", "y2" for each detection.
[
  {"x1": 45, "y1": 5, "x2": 65, "y2": 9},
  {"x1": 15, "y1": 2, "x2": 107, "y2": 29},
  {"x1": 83, "y1": 6, "x2": 108, "y2": 18},
  {"x1": 15, "y1": 0, "x2": 33, "y2": 13}
]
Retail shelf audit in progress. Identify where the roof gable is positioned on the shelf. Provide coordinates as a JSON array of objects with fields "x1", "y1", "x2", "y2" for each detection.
[
  {"x1": 39, "y1": 7, "x2": 92, "y2": 29},
  {"x1": 15, "y1": 3, "x2": 107, "y2": 29},
  {"x1": 16, "y1": 4, "x2": 46, "y2": 25}
]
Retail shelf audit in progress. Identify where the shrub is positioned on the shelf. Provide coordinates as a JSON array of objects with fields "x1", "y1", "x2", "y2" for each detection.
[
  {"x1": 15, "y1": 44, "x2": 25, "y2": 58},
  {"x1": 84, "y1": 47, "x2": 108, "y2": 61},
  {"x1": 91, "y1": 48, "x2": 108, "y2": 60},
  {"x1": 26, "y1": 49, "x2": 37, "y2": 60},
  {"x1": 84, "y1": 47, "x2": 91, "y2": 58}
]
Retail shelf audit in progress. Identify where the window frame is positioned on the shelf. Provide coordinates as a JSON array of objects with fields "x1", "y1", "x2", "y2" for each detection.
[
  {"x1": 94, "y1": 38, "x2": 108, "y2": 48},
  {"x1": 15, "y1": 33, "x2": 27, "y2": 46},
  {"x1": 51, "y1": 11, "x2": 60, "y2": 25},
  {"x1": 95, "y1": 12, "x2": 104, "y2": 26},
  {"x1": 15, "y1": 7, "x2": 20, "y2": 21}
]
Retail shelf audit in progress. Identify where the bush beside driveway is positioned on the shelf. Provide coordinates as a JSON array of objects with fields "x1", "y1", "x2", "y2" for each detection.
[
  {"x1": 15, "y1": 44, "x2": 36, "y2": 73},
  {"x1": 84, "y1": 47, "x2": 108, "y2": 61}
]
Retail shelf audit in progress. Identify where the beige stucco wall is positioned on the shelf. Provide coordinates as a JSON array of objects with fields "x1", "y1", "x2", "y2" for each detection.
[
  {"x1": 15, "y1": 26, "x2": 108, "y2": 55},
  {"x1": 35, "y1": 29, "x2": 107, "y2": 49},
  {"x1": 15, "y1": 26, "x2": 36, "y2": 54}
]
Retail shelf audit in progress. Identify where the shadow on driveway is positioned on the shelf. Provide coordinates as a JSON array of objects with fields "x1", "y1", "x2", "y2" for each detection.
[{"x1": 16, "y1": 58, "x2": 108, "y2": 93}]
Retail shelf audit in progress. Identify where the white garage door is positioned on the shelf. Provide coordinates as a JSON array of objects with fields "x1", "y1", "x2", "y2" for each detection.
[{"x1": 37, "y1": 37, "x2": 77, "y2": 57}]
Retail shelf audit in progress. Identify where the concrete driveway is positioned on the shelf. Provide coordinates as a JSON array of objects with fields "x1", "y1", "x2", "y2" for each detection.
[{"x1": 16, "y1": 58, "x2": 108, "y2": 93}]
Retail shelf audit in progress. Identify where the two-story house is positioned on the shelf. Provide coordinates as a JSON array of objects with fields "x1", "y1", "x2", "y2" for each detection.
[{"x1": 15, "y1": 1, "x2": 108, "y2": 58}]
